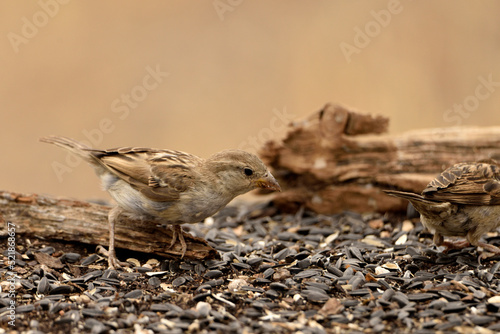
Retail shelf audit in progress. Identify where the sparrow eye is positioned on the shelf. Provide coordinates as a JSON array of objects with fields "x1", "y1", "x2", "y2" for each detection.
[{"x1": 244, "y1": 167, "x2": 254, "y2": 176}]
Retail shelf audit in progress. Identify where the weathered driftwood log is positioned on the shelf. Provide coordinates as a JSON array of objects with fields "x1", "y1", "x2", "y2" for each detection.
[
  {"x1": 0, "y1": 191, "x2": 217, "y2": 260},
  {"x1": 260, "y1": 103, "x2": 500, "y2": 214}
]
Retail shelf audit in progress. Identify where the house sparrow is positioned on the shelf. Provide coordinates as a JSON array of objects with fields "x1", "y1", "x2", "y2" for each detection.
[
  {"x1": 385, "y1": 160, "x2": 500, "y2": 254},
  {"x1": 40, "y1": 136, "x2": 281, "y2": 268}
]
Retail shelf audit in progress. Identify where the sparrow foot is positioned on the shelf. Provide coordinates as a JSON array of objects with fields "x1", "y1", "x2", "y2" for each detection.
[
  {"x1": 97, "y1": 245, "x2": 129, "y2": 269},
  {"x1": 441, "y1": 240, "x2": 471, "y2": 252},
  {"x1": 477, "y1": 242, "x2": 500, "y2": 254},
  {"x1": 169, "y1": 225, "x2": 187, "y2": 258}
]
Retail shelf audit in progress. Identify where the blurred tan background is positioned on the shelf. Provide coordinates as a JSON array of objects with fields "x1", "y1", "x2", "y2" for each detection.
[{"x1": 2, "y1": 1, "x2": 500, "y2": 201}]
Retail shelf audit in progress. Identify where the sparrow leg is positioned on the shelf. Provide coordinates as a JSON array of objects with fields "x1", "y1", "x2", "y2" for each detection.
[
  {"x1": 169, "y1": 225, "x2": 178, "y2": 249},
  {"x1": 169, "y1": 225, "x2": 187, "y2": 258},
  {"x1": 107, "y1": 207, "x2": 128, "y2": 269},
  {"x1": 432, "y1": 233, "x2": 444, "y2": 247}
]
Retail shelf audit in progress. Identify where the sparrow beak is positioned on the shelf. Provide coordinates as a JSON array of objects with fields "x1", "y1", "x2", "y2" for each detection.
[{"x1": 254, "y1": 172, "x2": 282, "y2": 192}]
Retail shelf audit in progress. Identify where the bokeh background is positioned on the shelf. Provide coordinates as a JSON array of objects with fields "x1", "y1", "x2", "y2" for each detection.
[{"x1": 2, "y1": 1, "x2": 500, "y2": 201}]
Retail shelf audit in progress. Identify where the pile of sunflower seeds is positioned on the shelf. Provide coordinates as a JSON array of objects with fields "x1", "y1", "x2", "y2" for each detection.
[{"x1": 2, "y1": 202, "x2": 500, "y2": 333}]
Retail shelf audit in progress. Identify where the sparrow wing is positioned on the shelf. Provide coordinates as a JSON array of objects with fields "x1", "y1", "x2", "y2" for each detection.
[
  {"x1": 422, "y1": 160, "x2": 500, "y2": 205},
  {"x1": 94, "y1": 147, "x2": 202, "y2": 202}
]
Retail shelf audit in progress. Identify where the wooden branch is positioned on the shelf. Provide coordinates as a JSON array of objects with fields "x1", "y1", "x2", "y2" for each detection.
[
  {"x1": 260, "y1": 103, "x2": 500, "y2": 213},
  {"x1": 0, "y1": 191, "x2": 217, "y2": 260}
]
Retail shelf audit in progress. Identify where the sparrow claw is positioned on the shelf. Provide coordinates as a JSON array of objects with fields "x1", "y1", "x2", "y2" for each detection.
[
  {"x1": 108, "y1": 254, "x2": 129, "y2": 270},
  {"x1": 97, "y1": 245, "x2": 129, "y2": 269},
  {"x1": 441, "y1": 240, "x2": 471, "y2": 252},
  {"x1": 477, "y1": 242, "x2": 500, "y2": 254}
]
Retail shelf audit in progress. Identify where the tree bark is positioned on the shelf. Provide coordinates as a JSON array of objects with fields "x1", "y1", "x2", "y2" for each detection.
[
  {"x1": 260, "y1": 103, "x2": 500, "y2": 213},
  {"x1": 0, "y1": 191, "x2": 217, "y2": 260}
]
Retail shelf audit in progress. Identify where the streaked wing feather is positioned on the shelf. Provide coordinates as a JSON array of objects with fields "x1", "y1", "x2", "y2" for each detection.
[
  {"x1": 423, "y1": 162, "x2": 500, "y2": 205},
  {"x1": 92, "y1": 148, "x2": 201, "y2": 202}
]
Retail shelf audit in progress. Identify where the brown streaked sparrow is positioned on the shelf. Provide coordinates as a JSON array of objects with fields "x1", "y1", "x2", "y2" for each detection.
[
  {"x1": 385, "y1": 160, "x2": 500, "y2": 255},
  {"x1": 40, "y1": 136, "x2": 281, "y2": 268}
]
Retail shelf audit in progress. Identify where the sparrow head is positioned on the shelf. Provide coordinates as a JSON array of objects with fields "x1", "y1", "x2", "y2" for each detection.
[{"x1": 206, "y1": 150, "x2": 281, "y2": 196}]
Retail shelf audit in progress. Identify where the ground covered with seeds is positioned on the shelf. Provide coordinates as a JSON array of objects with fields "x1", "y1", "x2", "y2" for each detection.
[{"x1": 3, "y1": 202, "x2": 500, "y2": 334}]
